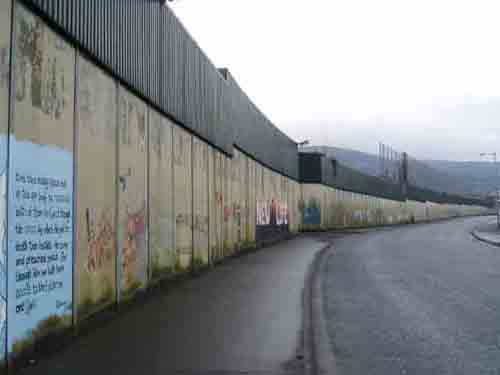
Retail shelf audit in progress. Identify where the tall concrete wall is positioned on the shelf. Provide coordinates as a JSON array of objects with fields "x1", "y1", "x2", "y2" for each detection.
[
  {"x1": 0, "y1": 2, "x2": 489, "y2": 365},
  {"x1": 300, "y1": 183, "x2": 486, "y2": 231}
]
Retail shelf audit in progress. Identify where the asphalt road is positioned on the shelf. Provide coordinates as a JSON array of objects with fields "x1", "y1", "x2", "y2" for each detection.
[
  {"x1": 321, "y1": 217, "x2": 500, "y2": 375},
  {"x1": 22, "y1": 237, "x2": 327, "y2": 375}
]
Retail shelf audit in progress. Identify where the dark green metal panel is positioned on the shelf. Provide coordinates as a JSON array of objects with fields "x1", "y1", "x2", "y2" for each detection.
[{"x1": 21, "y1": 0, "x2": 300, "y2": 179}]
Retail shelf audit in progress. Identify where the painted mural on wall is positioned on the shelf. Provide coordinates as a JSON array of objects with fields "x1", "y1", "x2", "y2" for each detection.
[
  {"x1": 255, "y1": 168, "x2": 289, "y2": 242},
  {"x1": 301, "y1": 197, "x2": 321, "y2": 226},
  {"x1": 0, "y1": 0, "x2": 11, "y2": 364},
  {"x1": 118, "y1": 88, "x2": 148, "y2": 301},
  {"x1": 149, "y1": 111, "x2": 175, "y2": 279},
  {"x1": 257, "y1": 199, "x2": 289, "y2": 226},
  {"x1": 8, "y1": 4, "x2": 74, "y2": 355},
  {"x1": 76, "y1": 57, "x2": 117, "y2": 319},
  {"x1": 174, "y1": 126, "x2": 192, "y2": 269}
]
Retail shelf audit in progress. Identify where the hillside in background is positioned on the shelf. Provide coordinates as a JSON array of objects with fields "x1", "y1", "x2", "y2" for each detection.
[{"x1": 303, "y1": 146, "x2": 498, "y2": 197}]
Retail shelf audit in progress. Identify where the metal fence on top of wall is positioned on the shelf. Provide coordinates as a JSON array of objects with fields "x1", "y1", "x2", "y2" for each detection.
[{"x1": 20, "y1": 0, "x2": 300, "y2": 180}]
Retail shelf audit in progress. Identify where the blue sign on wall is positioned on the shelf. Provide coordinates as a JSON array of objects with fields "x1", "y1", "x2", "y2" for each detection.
[
  {"x1": 303, "y1": 199, "x2": 321, "y2": 226},
  {"x1": 7, "y1": 138, "x2": 73, "y2": 354}
]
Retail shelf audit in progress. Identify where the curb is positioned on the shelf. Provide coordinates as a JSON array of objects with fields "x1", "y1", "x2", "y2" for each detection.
[
  {"x1": 471, "y1": 230, "x2": 500, "y2": 247},
  {"x1": 303, "y1": 244, "x2": 337, "y2": 375}
]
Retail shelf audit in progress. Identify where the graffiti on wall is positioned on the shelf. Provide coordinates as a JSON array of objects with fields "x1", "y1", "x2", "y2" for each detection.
[
  {"x1": 76, "y1": 57, "x2": 117, "y2": 319},
  {"x1": 118, "y1": 89, "x2": 148, "y2": 300},
  {"x1": 257, "y1": 199, "x2": 289, "y2": 227}
]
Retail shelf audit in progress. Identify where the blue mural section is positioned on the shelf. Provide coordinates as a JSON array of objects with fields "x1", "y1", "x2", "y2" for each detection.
[
  {"x1": 302, "y1": 200, "x2": 321, "y2": 226},
  {"x1": 0, "y1": 0, "x2": 11, "y2": 364},
  {"x1": 0, "y1": 135, "x2": 7, "y2": 361},
  {"x1": 7, "y1": 138, "x2": 73, "y2": 354}
]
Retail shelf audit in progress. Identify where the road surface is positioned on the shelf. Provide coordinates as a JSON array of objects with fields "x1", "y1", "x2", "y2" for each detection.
[{"x1": 321, "y1": 216, "x2": 500, "y2": 375}]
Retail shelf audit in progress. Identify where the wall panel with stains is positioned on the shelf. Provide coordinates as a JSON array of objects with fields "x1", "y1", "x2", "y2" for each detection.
[
  {"x1": 193, "y1": 137, "x2": 209, "y2": 266},
  {"x1": 117, "y1": 87, "x2": 148, "y2": 301},
  {"x1": 173, "y1": 125, "x2": 192, "y2": 269},
  {"x1": 76, "y1": 56, "x2": 117, "y2": 320},
  {"x1": 300, "y1": 184, "x2": 322, "y2": 231},
  {"x1": 208, "y1": 146, "x2": 217, "y2": 262},
  {"x1": 0, "y1": 0, "x2": 11, "y2": 364},
  {"x1": 246, "y1": 158, "x2": 256, "y2": 245},
  {"x1": 239, "y1": 152, "x2": 249, "y2": 247},
  {"x1": 149, "y1": 110, "x2": 175, "y2": 281},
  {"x1": 222, "y1": 155, "x2": 232, "y2": 256},
  {"x1": 8, "y1": 3, "x2": 75, "y2": 356},
  {"x1": 287, "y1": 180, "x2": 298, "y2": 233},
  {"x1": 213, "y1": 151, "x2": 224, "y2": 261},
  {"x1": 231, "y1": 150, "x2": 243, "y2": 251}
]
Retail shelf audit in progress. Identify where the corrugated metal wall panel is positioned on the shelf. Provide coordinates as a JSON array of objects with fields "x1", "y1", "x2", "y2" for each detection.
[{"x1": 22, "y1": 0, "x2": 299, "y2": 179}]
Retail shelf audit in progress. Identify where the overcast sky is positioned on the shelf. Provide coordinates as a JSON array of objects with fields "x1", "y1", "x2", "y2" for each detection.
[{"x1": 170, "y1": 0, "x2": 500, "y2": 161}]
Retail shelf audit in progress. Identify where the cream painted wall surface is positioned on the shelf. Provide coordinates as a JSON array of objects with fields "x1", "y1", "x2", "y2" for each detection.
[
  {"x1": 149, "y1": 110, "x2": 175, "y2": 280},
  {"x1": 117, "y1": 87, "x2": 148, "y2": 301},
  {"x1": 174, "y1": 125, "x2": 193, "y2": 269},
  {"x1": 301, "y1": 183, "x2": 487, "y2": 231},
  {"x1": 222, "y1": 155, "x2": 232, "y2": 256},
  {"x1": 76, "y1": 56, "x2": 117, "y2": 320},
  {"x1": 247, "y1": 158, "x2": 256, "y2": 244},
  {"x1": 214, "y1": 151, "x2": 224, "y2": 261},
  {"x1": 208, "y1": 146, "x2": 217, "y2": 262},
  {"x1": 193, "y1": 137, "x2": 209, "y2": 265}
]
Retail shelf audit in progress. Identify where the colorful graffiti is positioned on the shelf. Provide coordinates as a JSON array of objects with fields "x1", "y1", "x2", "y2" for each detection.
[
  {"x1": 118, "y1": 88, "x2": 148, "y2": 300},
  {"x1": 76, "y1": 56, "x2": 117, "y2": 319},
  {"x1": 85, "y1": 210, "x2": 115, "y2": 274},
  {"x1": 122, "y1": 207, "x2": 146, "y2": 291},
  {"x1": 257, "y1": 199, "x2": 289, "y2": 227}
]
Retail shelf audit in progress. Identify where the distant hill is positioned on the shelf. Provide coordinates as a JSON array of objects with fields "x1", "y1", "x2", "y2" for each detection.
[{"x1": 303, "y1": 145, "x2": 498, "y2": 197}]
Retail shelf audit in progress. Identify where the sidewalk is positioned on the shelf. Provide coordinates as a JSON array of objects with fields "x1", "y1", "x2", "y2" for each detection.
[
  {"x1": 472, "y1": 218, "x2": 500, "y2": 247},
  {"x1": 20, "y1": 237, "x2": 327, "y2": 375}
]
